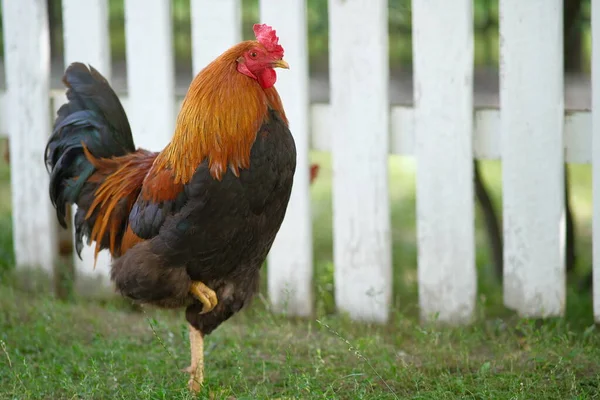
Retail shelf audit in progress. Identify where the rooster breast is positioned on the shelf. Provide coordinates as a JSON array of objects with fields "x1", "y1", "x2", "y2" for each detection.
[{"x1": 157, "y1": 108, "x2": 296, "y2": 334}]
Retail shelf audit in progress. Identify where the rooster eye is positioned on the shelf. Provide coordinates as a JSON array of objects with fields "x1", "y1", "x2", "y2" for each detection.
[{"x1": 250, "y1": 52, "x2": 258, "y2": 58}]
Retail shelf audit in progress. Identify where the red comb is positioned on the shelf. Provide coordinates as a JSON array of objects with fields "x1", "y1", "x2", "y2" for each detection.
[{"x1": 253, "y1": 24, "x2": 284, "y2": 57}]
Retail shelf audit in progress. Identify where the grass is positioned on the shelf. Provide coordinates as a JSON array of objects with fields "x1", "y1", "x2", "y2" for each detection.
[
  {"x1": 1, "y1": 281, "x2": 600, "y2": 400},
  {"x1": 0, "y1": 139, "x2": 599, "y2": 398}
]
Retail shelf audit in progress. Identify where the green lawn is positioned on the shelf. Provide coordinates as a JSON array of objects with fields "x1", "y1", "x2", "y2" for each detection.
[
  {"x1": 0, "y1": 140, "x2": 599, "y2": 398},
  {"x1": 1, "y1": 279, "x2": 599, "y2": 400}
]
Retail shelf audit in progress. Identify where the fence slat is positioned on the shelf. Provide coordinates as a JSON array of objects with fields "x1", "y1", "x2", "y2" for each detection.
[
  {"x1": 190, "y1": 0, "x2": 241, "y2": 75},
  {"x1": 500, "y1": 0, "x2": 565, "y2": 317},
  {"x1": 593, "y1": 0, "x2": 600, "y2": 322},
  {"x1": 2, "y1": 0, "x2": 57, "y2": 272},
  {"x1": 62, "y1": 0, "x2": 111, "y2": 78},
  {"x1": 124, "y1": 0, "x2": 175, "y2": 150},
  {"x1": 62, "y1": 0, "x2": 113, "y2": 286},
  {"x1": 260, "y1": 0, "x2": 313, "y2": 316},
  {"x1": 329, "y1": 0, "x2": 391, "y2": 323},
  {"x1": 412, "y1": 0, "x2": 476, "y2": 324}
]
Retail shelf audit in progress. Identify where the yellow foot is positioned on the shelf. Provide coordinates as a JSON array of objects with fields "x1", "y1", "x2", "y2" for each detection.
[{"x1": 189, "y1": 281, "x2": 218, "y2": 314}]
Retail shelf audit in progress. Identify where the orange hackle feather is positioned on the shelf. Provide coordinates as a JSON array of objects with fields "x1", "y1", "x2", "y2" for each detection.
[
  {"x1": 118, "y1": 168, "x2": 184, "y2": 253},
  {"x1": 83, "y1": 145, "x2": 157, "y2": 265},
  {"x1": 154, "y1": 41, "x2": 288, "y2": 184}
]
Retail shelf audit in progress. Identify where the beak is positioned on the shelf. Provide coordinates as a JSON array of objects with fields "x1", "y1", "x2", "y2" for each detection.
[{"x1": 271, "y1": 59, "x2": 290, "y2": 69}]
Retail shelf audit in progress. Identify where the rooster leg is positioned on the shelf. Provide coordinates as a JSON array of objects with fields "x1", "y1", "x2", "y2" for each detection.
[
  {"x1": 189, "y1": 281, "x2": 218, "y2": 314},
  {"x1": 186, "y1": 324, "x2": 204, "y2": 392}
]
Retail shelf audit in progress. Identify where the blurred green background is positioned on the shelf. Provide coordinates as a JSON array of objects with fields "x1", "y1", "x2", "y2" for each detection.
[{"x1": 0, "y1": 0, "x2": 593, "y2": 75}]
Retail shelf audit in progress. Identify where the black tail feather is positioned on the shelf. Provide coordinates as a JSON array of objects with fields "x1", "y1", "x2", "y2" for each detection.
[{"x1": 45, "y1": 62, "x2": 135, "y2": 229}]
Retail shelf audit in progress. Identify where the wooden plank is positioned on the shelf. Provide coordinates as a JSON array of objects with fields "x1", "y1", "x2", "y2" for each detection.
[
  {"x1": 35, "y1": 93, "x2": 595, "y2": 164},
  {"x1": 62, "y1": 0, "x2": 111, "y2": 78},
  {"x1": 412, "y1": 0, "x2": 476, "y2": 324},
  {"x1": 310, "y1": 103, "x2": 331, "y2": 153},
  {"x1": 124, "y1": 0, "x2": 175, "y2": 151},
  {"x1": 565, "y1": 112, "x2": 592, "y2": 164},
  {"x1": 311, "y1": 105, "x2": 592, "y2": 164},
  {"x1": 2, "y1": 0, "x2": 57, "y2": 272},
  {"x1": 473, "y1": 110, "x2": 501, "y2": 161},
  {"x1": 190, "y1": 0, "x2": 241, "y2": 75},
  {"x1": 260, "y1": 1, "x2": 313, "y2": 316},
  {"x1": 593, "y1": 0, "x2": 600, "y2": 322},
  {"x1": 390, "y1": 107, "x2": 415, "y2": 157},
  {"x1": 329, "y1": 0, "x2": 391, "y2": 323},
  {"x1": 500, "y1": 0, "x2": 565, "y2": 317},
  {"x1": 61, "y1": 0, "x2": 113, "y2": 285}
]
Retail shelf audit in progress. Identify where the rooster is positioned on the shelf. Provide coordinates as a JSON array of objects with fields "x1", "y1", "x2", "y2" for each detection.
[{"x1": 45, "y1": 24, "x2": 296, "y2": 392}]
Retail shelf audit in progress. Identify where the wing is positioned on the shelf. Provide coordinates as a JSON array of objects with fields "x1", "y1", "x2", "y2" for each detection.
[
  {"x1": 142, "y1": 110, "x2": 295, "y2": 272},
  {"x1": 122, "y1": 167, "x2": 188, "y2": 253},
  {"x1": 144, "y1": 162, "x2": 250, "y2": 268}
]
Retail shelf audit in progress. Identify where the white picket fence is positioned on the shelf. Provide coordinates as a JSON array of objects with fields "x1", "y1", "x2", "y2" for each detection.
[{"x1": 0, "y1": 0, "x2": 598, "y2": 324}]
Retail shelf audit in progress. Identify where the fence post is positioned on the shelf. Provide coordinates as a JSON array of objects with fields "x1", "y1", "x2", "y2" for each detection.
[
  {"x1": 412, "y1": 0, "x2": 476, "y2": 324},
  {"x1": 500, "y1": 0, "x2": 565, "y2": 317},
  {"x1": 1, "y1": 0, "x2": 57, "y2": 272},
  {"x1": 260, "y1": 0, "x2": 313, "y2": 316},
  {"x1": 61, "y1": 0, "x2": 113, "y2": 289},
  {"x1": 62, "y1": 0, "x2": 111, "y2": 79},
  {"x1": 124, "y1": 0, "x2": 175, "y2": 151},
  {"x1": 329, "y1": 0, "x2": 392, "y2": 323},
  {"x1": 190, "y1": 0, "x2": 241, "y2": 75}
]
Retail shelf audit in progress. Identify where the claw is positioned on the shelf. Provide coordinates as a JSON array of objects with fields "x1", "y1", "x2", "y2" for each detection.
[
  {"x1": 189, "y1": 281, "x2": 218, "y2": 314},
  {"x1": 188, "y1": 375, "x2": 202, "y2": 393}
]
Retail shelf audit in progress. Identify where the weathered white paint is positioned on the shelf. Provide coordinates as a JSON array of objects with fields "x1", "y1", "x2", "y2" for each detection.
[
  {"x1": 2, "y1": 93, "x2": 594, "y2": 164},
  {"x1": 565, "y1": 112, "x2": 592, "y2": 164},
  {"x1": 500, "y1": 0, "x2": 565, "y2": 317},
  {"x1": 190, "y1": 0, "x2": 241, "y2": 75},
  {"x1": 412, "y1": 0, "x2": 476, "y2": 324},
  {"x1": 62, "y1": 0, "x2": 111, "y2": 79},
  {"x1": 311, "y1": 106, "x2": 589, "y2": 164},
  {"x1": 61, "y1": 0, "x2": 113, "y2": 285},
  {"x1": 124, "y1": 0, "x2": 175, "y2": 151},
  {"x1": 592, "y1": 0, "x2": 600, "y2": 322},
  {"x1": 2, "y1": 0, "x2": 57, "y2": 272},
  {"x1": 308, "y1": 104, "x2": 592, "y2": 164},
  {"x1": 260, "y1": 0, "x2": 313, "y2": 316},
  {"x1": 309, "y1": 104, "x2": 332, "y2": 153},
  {"x1": 328, "y1": 0, "x2": 391, "y2": 323},
  {"x1": 473, "y1": 109, "x2": 501, "y2": 161},
  {"x1": 390, "y1": 107, "x2": 415, "y2": 157}
]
